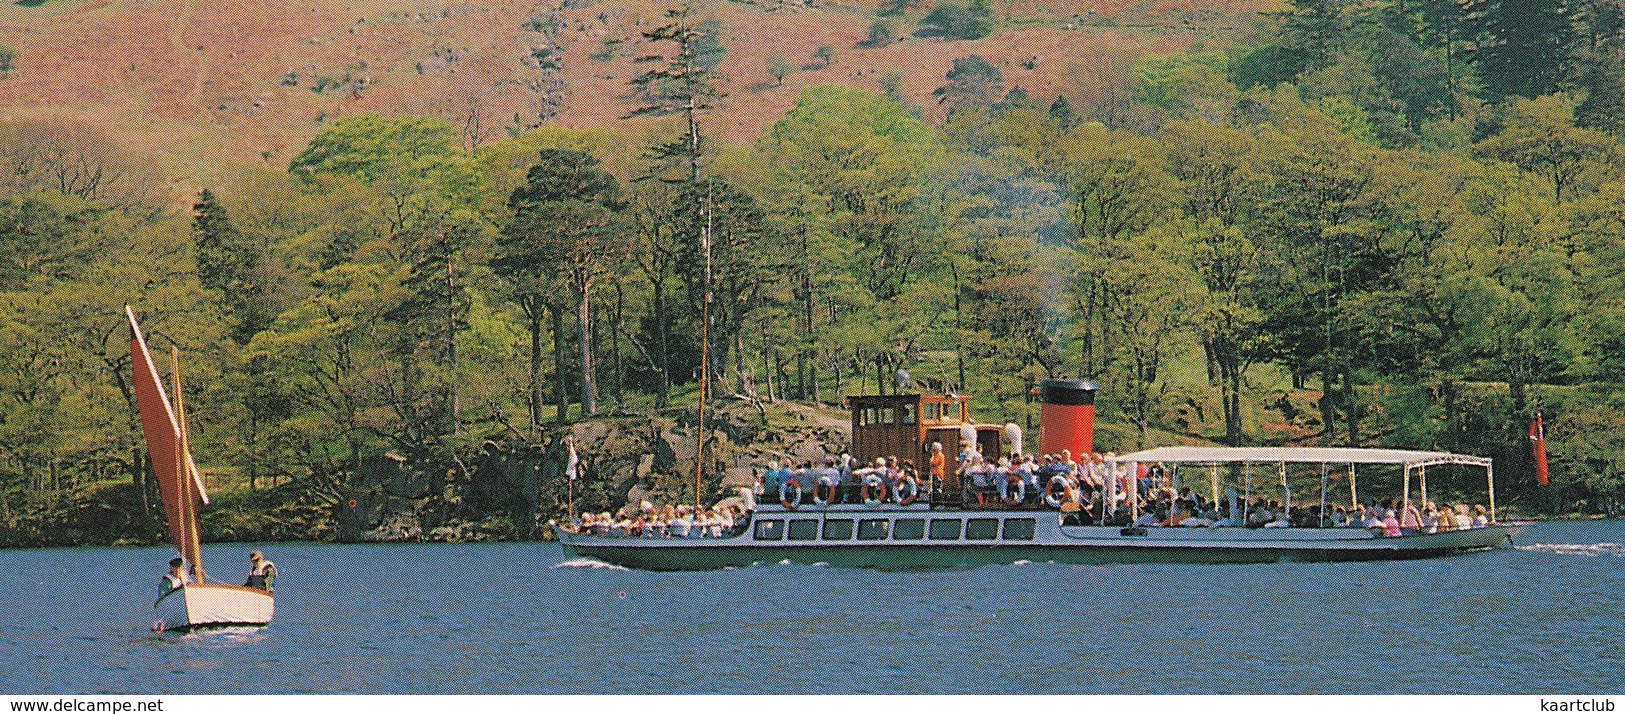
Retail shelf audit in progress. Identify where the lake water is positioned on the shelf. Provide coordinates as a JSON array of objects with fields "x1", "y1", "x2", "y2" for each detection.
[{"x1": 2, "y1": 519, "x2": 1621, "y2": 694}]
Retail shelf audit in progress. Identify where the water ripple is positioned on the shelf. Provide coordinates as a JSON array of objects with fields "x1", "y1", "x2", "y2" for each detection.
[
  {"x1": 550, "y1": 557, "x2": 628, "y2": 570},
  {"x1": 1516, "y1": 542, "x2": 1625, "y2": 557}
]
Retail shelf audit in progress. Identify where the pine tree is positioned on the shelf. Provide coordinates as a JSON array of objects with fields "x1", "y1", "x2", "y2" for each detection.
[
  {"x1": 1049, "y1": 94, "x2": 1076, "y2": 129},
  {"x1": 1279, "y1": 0, "x2": 1352, "y2": 74},
  {"x1": 1476, "y1": 0, "x2": 1579, "y2": 101},
  {"x1": 628, "y1": 1, "x2": 724, "y2": 186},
  {"x1": 191, "y1": 188, "x2": 267, "y2": 345}
]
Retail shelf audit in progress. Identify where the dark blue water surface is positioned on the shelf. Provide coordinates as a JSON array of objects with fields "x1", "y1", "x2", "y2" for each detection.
[{"x1": 1, "y1": 520, "x2": 1621, "y2": 694}]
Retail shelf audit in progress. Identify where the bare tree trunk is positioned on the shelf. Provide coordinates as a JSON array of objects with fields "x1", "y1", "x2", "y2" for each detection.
[
  {"x1": 527, "y1": 302, "x2": 544, "y2": 429},
  {"x1": 552, "y1": 303, "x2": 569, "y2": 424},
  {"x1": 577, "y1": 282, "x2": 598, "y2": 417},
  {"x1": 652, "y1": 283, "x2": 671, "y2": 407}
]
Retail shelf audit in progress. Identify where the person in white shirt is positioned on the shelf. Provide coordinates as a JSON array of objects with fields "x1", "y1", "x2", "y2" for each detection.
[
  {"x1": 161, "y1": 558, "x2": 188, "y2": 597},
  {"x1": 245, "y1": 550, "x2": 277, "y2": 592}
]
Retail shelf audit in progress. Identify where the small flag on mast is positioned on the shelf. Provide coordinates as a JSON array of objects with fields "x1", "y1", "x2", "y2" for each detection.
[
  {"x1": 565, "y1": 441, "x2": 580, "y2": 482},
  {"x1": 1529, "y1": 411, "x2": 1549, "y2": 486}
]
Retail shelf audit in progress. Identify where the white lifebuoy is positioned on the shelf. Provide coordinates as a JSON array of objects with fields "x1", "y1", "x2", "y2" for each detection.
[
  {"x1": 779, "y1": 480, "x2": 802, "y2": 510},
  {"x1": 892, "y1": 475, "x2": 919, "y2": 505},
  {"x1": 813, "y1": 476, "x2": 837, "y2": 507},
  {"x1": 1044, "y1": 475, "x2": 1070, "y2": 508},
  {"x1": 861, "y1": 473, "x2": 889, "y2": 505}
]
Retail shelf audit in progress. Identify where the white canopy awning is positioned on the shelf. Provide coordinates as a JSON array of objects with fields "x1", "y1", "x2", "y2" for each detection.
[{"x1": 1110, "y1": 446, "x2": 1491, "y2": 469}]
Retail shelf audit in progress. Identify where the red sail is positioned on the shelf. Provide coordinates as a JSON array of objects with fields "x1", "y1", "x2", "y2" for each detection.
[
  {"x1": 127, "y1": 307, "x2": 206, "y2": 580},
  {"x1": 1530, "y1": 412, "x2": 1550, "y2": 487}
]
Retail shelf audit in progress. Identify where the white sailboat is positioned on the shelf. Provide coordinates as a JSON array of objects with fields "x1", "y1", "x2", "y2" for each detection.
[{"x1": 128, "y1": 306, "x2": 273, "y2": 632}]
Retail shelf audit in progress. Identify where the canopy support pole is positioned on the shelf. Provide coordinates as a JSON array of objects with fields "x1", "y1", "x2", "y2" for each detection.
[
  {"x1": 1319, "y1": 463, "x2": 1329, "y2": 527},
  {"x1": 1349, "y1": 463, "x2": 1358, "y2": 510},
  {"x1": 1487, "y1": 462, "x2": 1497, "y2": 523},
  {"x1": 1243, "y1": 463, "x2": 1252, "y2": 524},
  {"x1": 1104, "y1": 458, "x2": 1117, "y2": 523},
  {"x1": 1129, "y1": 461, "x2": 1139, "y2": 522},
  {"x1": 1279, "y1": 462, "x2": 1290, "y2": 516},
  {"x1": 1209, "y1": 465, "x2": 1219, "y2": 511},
  {"x1": 1419, "y1": 465, "x2": 1428, "y2": 511}
]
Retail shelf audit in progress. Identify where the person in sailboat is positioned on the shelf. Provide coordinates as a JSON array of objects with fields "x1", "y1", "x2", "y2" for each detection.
[
  {"x1": 162, "y1": 557, "x2": 188, "y2": 595},
  {"x1": 245, "y1": 550, "x2": 277, "y2": 592}
]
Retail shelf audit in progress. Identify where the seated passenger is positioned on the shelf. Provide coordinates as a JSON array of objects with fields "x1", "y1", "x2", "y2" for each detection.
[
  {"x1": 1264, "y1": 510, "x2": 1291, "y2": 528},
  {"x1": 1472, "y1": 504, "x2": 1489, "y2": 527},
  {"x1": 1380, "y1": 508, "x2": 1402, "y2": 537},
  {"x1": 668, "y1": 506, "x2": 693, "y2": 537},
  {"x1": 1360, "y1": 506, "x2": 1384, "y2": 529},
  {"x1": 1135, "y1": 506, "x2": 1163, "y2": 528},
  {"x1": 1419, "y1": 505, "x2": 1439, "y2": 534},
  {"x1": 1433, "y1": 503, "x2": 1454, "y2": 532},
  {"x1": 1400, "y1": 501, "x2": 1422, "y2": 532},
  {"x1": 1452, "y1": 504, "x2": 1473, "y2": 530}
]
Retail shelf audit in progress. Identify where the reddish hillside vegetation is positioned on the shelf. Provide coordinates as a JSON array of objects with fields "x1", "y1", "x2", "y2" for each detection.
[{"x1": 0, "y1": 0, "x2": 1271, "y2": 195}]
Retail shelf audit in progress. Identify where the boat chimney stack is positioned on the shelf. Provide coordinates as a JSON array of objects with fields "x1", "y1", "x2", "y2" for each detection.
[{"x1": 1038, "y1": 378, "x2": 1098, "y2": 458}]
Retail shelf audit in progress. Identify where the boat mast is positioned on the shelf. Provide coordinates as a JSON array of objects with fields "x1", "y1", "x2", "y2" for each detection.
[
  {"x1": 694, "y1": 184, "x2": 712, "y2": 511},
  {"x1": 172, "y1": 347, "x2": 206, "y2": 585}
]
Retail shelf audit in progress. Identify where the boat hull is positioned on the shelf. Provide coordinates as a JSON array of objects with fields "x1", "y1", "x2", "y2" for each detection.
[
  {"x1": 558, "y1": 507, "x2": 1526, "y2": 571},
  {"x1": 154, "y1": 583, "x2": 273, "y2": 632}
]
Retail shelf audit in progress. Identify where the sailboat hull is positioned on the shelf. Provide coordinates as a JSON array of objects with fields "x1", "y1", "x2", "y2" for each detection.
[{"x1": 154, "y1": 584, "x2": 274, "y2": 632}]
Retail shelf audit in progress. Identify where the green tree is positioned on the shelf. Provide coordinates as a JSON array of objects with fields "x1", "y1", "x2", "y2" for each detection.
[
  {"x1": 387, "y1": 213, "x2": 484, "y2": 445},
  {"x1": 1475, "y1": 94, "x2": 1620, "y2": 203},
  {"x1": 192, "y1": 189, "x2": 272, "y2": 345},
  {"x1": 863, "y1": 21, "x2": 895, "y2": 48},
  {"x1": 628, "y1": 2, "x2": 724, "y2": 185},
  {"x1": 1475, "y1": 0, "x2": 1578, "y2": 102},
  {"x1": 673, "y1": 180, "x2": 780, "y2": 392},
  {"x1": 933, "y1": 55, "x2": 1003, "y2": 114},
  {"x1": 0, "y1": 46, "x2": 14, "y2": 79},
  {"x1": 813, "y1": 45, "x2": 835, "y2": 68},
  {"x1": 500, "y1": 149, "x2": 628, "y2": 420},
  {"x1": 917, "y1": 0, "x2": 991, "y2": 40},
  {"x1": 288, "y1": 113, "x2": 480, "y2": 201},
  {"x1": 767, "y1": 53, "x2": 793, "y2": 86},
  {"x1": 764, "y1": 86, "x2": 943, "y2": 303},
  {"x1": 1278, "y1": 0, "x2": 1352, "y2": 75}
]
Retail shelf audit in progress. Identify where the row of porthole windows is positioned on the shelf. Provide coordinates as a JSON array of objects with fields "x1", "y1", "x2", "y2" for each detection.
[{"x1": 753, "y1": 517, "x2": 1036, "y2": 542}]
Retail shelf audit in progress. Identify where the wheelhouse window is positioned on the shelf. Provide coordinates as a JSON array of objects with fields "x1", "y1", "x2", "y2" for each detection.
[
  {"x1": 754, "y1": 519, "x2": 784, "y2": 540},
  {"x1": 966, "y1": 518, "x2": 999, "y2": 540},
  {"x1": 893, "y1": 518, "x2": 925, "y2": 540},
  {"x1": 858, "y1": 519, "x2": 890, "y2": 540},
  {"x1": 788, "y1": 519, "x2": 819, "y2": 541},
  {"x1": 823, "y1": 519, "x2": 855, "y2": 540},
  {"x1": 1002, "y1": 518, "x2": 1036, "y2": 540},
  {"x1": 929, "y1": 518, "x2": 962, "y2": 540}
]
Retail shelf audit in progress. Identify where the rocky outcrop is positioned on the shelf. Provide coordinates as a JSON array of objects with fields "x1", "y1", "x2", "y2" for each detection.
[{"x1": 349, "y1": 398, "x2": 852, "y2": 542}]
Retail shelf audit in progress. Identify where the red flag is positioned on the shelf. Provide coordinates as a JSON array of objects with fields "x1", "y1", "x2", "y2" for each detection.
[{"x1": 1530, "y1": 412, "x2": 1549, "y2": 486}]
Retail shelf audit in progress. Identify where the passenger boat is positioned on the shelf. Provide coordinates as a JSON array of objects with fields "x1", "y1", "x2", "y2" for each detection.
[
  {"x1": 128, "y1": 307, "x2": 274, "y2": 631},
  {"x1": 558, "y1": 381, "x2": 1527, "y2": 570}
]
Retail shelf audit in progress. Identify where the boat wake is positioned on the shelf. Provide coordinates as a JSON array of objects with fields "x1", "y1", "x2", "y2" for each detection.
[
  {"x1": 1516, "y1": 542, "x2": 1625, "y2": 558},
  {"x1": 552, "y1": 557, "x2": 629, "y2": 570}
]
